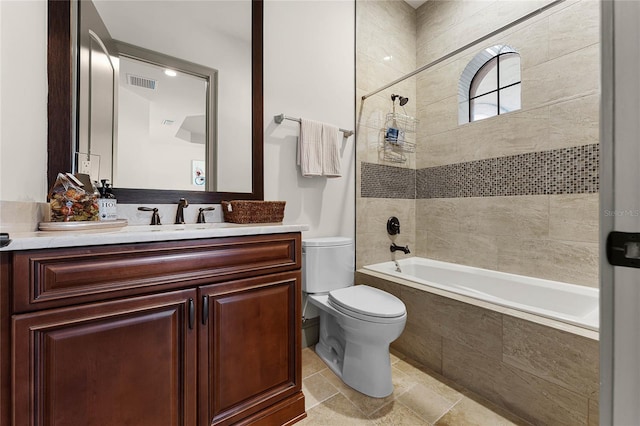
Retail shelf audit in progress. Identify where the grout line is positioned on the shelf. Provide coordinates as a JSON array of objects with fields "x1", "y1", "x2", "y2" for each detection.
[{"x1": 431, "y1": 398, "x2": 465, "y2": 425}]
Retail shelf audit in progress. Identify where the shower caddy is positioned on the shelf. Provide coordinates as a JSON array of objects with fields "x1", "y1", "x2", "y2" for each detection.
[{"x1": 380, "y1": 94, "x2": 418, "y2": 163}]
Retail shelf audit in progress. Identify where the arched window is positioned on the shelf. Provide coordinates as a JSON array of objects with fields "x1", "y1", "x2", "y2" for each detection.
[{"x1": 458, "y1": 45, "x2": 521, "y2": 124}]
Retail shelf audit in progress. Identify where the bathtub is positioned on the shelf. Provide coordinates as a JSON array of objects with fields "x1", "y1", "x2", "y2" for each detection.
[
  {"x1": 358, "y1": 257, "x2": 599, "y2": 424},
  {"x1": 362, "y1": 257, "x2": 599, "y2": 333}
]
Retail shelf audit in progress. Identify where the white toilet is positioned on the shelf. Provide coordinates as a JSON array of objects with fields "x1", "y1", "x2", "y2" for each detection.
[{"x1": 303, "y1": 237, "x2": 407, "y2": 398}]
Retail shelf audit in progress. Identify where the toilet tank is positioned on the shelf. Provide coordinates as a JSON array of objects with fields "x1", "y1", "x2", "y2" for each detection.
[{"x1": 302, "y1": 237, "x2": 354, "y2": 293}]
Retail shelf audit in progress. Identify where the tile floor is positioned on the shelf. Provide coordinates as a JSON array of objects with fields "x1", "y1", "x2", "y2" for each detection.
[{"x1": 298, "y1": 347, "x2": 530, "y2": 426}]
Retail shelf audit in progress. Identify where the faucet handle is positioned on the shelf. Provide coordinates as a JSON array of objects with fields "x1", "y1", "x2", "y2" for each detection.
[
  {"x1": 197, "y1": 207, "x2": 216, "y2": 224},
  {"x1": 138, "y1": 207, "x2": 161, "y2": 225}
]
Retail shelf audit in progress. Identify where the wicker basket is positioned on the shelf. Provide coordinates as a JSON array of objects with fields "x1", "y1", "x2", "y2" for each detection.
[{"x1": 221, "y1": 200, "x2": 286, "y2": 224}]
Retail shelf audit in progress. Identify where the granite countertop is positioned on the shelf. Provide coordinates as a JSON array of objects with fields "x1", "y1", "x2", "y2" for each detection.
[{"x1": 1, "y1": 223, "x2": 309, "y2": 251}]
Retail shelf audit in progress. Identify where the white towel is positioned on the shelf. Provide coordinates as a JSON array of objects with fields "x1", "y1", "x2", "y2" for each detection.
[
  {"x1": 321, "y1": 123, "x2": 341, "y2": 177},
  {"x1": 298, "y1": 118, "x2": 323, "y2": 177},
  {"x1": 297, "y1": 118, "x2": 342, "y2": 178}
]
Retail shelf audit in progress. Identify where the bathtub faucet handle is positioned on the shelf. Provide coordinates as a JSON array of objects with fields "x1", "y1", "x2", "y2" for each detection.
[{"x1": 390, "y1": 243, "x2": 410, "y2": 254}]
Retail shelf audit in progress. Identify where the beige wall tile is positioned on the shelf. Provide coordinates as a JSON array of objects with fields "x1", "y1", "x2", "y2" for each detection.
[
  {"x1": 420, "y1": 0, "x2": 549, "y2": 67},
  {"x1": 393, "y1": 325, "x2": 443, "y2": 374},
  {"x1": 416, "y1": 129, "x2": 462, "y2": 168},
  {"x1": 457, "y1": 105, "x2": 551, "y2": 162},
  {"x1": 423, "y1": 96, "x2": 459, "y2": 136},
  {"x1": 425, "y1": 230, "x2": 500, "y2": 271},
  {"x1": 522, "y1": 44, "x2": 599, "y2": 110},
  {"x1": 497, "y1": 237, "x2": 599, "y2": 286},
  {"x1": 504, "y1": 16, "x2": 550, "y2": 69},
  {"x1": 442, "y1": 338, "x2": 589, "y2": 425},
  {"x1": 588, "y1": 398, "x2": 599, "y2": 426},
  {"x1": 549, "y1": 193, "x2": 599, "y2": 243},
  {"x1": 427, "y1": 292, "x2": 504, "y2": 359},
  {"x1": 456, "y1": 196, "x2": 550, "y2": 239},
  {"x1": 356, "y1": 197, "x2": 415, "y2": 268},
  {"x1": 549, "y1": 94, "x2": 600, "y2": 148},
  {"x1": 357, "y1": 0, "x2": 416, "y2": 76},
  {"x1": 416, "y1": 59, "x2": 462, "y2": 106},
  {"x1": 416, "y1": 198, "x2": 461, "y2": 235},
  {"x1": 548, "y1": 0, "x2": 599, "y2": 59},
  {"x1": 502, "y1": 315, "x2": 599, "y2": 398}
]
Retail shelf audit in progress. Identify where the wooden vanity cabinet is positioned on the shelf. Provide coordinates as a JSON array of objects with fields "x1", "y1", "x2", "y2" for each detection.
[{"x1": 1, "y1": 233, "x2": 305, "y2": 426}]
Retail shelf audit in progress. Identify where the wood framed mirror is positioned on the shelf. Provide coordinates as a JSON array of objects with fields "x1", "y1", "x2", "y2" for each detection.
[{"x1": 47, "y1": 0, "x2": 263, "y2": 204}]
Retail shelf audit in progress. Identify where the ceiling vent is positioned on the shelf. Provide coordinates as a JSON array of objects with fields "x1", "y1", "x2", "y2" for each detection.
[{"x1": 126, "y1": 74, "x2": 157, "y2": 90}]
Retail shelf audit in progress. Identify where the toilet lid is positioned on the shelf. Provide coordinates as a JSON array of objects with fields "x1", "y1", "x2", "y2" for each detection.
[{"x1": 328, "y1": 285, "x2": 406, "y2": 319}]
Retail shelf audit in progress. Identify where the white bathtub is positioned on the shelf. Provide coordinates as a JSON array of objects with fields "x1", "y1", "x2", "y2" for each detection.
[{"x1": 362, "y1": 257, "x2": 599, "y2": 332}]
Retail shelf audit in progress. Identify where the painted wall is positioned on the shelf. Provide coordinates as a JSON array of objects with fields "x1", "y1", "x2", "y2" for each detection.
[
  {"x1": 0, "y1": 0, "x2": 356, "y2": 242},
  {"x1": 0, "y1": 0, "x2": 48, "y2": 202},
  {"x1": 264, "y1": 0, "x2": 355, "y2": 240}
]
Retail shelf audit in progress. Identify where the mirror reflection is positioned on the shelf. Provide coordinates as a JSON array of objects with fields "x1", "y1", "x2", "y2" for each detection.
[
  {"x1": 117, "y1": 55, "x2": 210, "y2": 191},
  {"x1": 78, "y1": 0, "x2": 253, "y2": 193}
]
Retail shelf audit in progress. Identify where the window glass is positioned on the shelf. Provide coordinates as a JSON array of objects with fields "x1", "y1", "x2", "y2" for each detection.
[
  {"x1": 470, "y1": 92, "x2": 498, "y2": 122},
  {"x1": 499, "y1": 53, "x2": 521, "y2": 87},
  {"x1": 470, "y1": 57, "x2": 498, "y2": 97},
  {"x1": 500, "y1": 83, "x2": 521, "y2": 114}
]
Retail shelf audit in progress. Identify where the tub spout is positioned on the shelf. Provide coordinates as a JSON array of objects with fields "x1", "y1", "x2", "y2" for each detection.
[{"x1": 390, "y1": 243, "x2": 410, "y2": 254}]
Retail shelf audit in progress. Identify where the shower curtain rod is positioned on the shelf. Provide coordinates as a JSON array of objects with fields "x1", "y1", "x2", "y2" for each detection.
[{"x1": 361, "y1": 0, "x2": 566, "y2": 101}]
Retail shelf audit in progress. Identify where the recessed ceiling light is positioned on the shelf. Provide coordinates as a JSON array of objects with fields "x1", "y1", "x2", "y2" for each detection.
[{"x1": 164, "y1": 69, "x2": 177, "y2": 77}]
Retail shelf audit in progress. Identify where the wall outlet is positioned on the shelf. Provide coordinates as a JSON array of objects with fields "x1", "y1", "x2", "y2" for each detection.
[{"x1": 79, "y1": 160, "x2": 91, "y2": 174}]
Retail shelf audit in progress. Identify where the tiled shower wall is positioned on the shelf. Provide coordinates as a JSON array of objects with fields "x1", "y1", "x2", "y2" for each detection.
[
  {"x1": 356, "y1": 0, "x2": 417, "y2": 268},
  {"x1": 357, "y1": 0, "x2": 600, "y2": 287}
]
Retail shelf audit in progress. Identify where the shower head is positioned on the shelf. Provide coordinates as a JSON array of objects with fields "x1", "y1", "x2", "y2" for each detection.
[{"x1": 391, "y1": 94, "x2": 409, "y2": 106}]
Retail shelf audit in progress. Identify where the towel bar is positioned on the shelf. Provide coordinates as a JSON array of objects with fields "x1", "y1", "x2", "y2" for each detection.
[{"x1": 274, "y1": 114, "x2": 354, "y2": 138}]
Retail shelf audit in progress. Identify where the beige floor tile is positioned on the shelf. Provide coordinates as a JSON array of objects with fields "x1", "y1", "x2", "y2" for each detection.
[
  {"x1": 370, "y1": 401, "x2": 429, "y2": 425},
  {"x1": 396, "y1": 383, "x2": 458, "y2": 423},
  {"x1": 434, "y1": 397, "x2": 525, "y2": 426},
  {"x1": 298, "y1": 393, "x2": 371, "y2": 426},
  {"x1": 319, "y1": 365, "x2": 417, "y2": 416},
  {"x1": 393, "y1": 358, "x2": 464, "y2": 406},
  {"x1": 302, "y1": 347, "x2": 329, "y2": 379},
  {"x1": 303, "y1": 371, "x2": 340, "y2": 411}
]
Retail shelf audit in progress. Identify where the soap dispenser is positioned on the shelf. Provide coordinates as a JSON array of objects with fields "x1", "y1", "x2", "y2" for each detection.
[{"x1": 98, "y1": 179, "x2": 118, "y2": 221}]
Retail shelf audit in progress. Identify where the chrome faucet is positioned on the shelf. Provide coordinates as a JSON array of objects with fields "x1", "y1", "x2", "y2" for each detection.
[
  {"x1": 390, "y1": 243, "x2": 410, "y2": 254},
  {"x1": 175, "y1": 198, "x2": 189, "y2": 224}
]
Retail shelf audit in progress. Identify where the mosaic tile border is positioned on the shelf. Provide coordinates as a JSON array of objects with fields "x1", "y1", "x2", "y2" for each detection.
[
  {"x1": 361, "y1": 144, "x2": 599, "y2": 199},
  {"x1": 361, "y1": 163, "x2": 416, "y2": 199}
]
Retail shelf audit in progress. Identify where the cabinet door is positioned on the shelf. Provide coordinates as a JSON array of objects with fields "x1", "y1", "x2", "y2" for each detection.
[
  {"x1": 12, "y1": 289, "x2": 197, "y2": 426},
  {"x1": 199, "y1": 272, "x2": 302, "y2": 426}
]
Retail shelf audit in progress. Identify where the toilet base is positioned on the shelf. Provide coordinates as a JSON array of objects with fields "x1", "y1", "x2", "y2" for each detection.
[{"x1": 314, "y1": 311, "x2": 395, "y2": 398}]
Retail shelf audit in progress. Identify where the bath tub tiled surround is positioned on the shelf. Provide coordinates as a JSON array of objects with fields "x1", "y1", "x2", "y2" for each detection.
[
  {"x1": 358, "y1": 272, "x2": 599, "y2": 426},
  {"x1": 355, "y1": 0, "x2": 601, "y2": 289}
]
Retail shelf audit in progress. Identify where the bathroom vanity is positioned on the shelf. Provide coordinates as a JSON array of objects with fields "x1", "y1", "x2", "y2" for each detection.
[{"x1": 0, "y1": 225, "x2": 307, "y2": 426}]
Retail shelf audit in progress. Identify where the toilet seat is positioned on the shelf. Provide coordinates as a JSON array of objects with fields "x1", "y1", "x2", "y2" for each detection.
[{"x1": 328, "y1": 285, "x2": 406, "y2": 324}]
